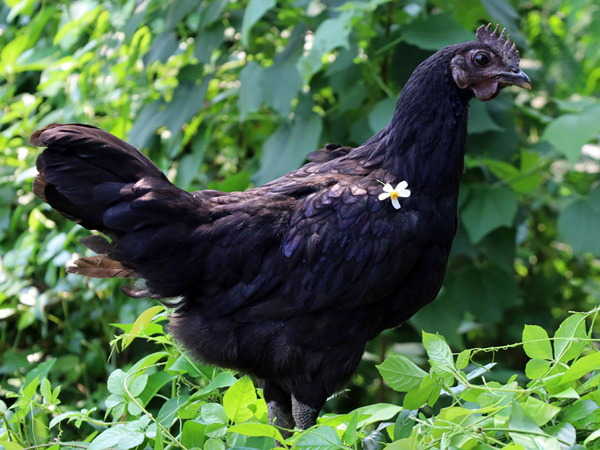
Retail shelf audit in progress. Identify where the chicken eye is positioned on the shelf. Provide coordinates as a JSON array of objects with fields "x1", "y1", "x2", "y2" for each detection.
[{"x1": 474, "y1": 53, "x2": 491, "y2": 67}]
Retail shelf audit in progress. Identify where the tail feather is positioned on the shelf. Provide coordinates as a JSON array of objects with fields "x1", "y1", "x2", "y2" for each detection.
[
  {"x1": 31, "y1": 124, "x2": 169, "y2": 232},
  {"x1": 31, "y1": 123, "x2": 180, "y2": 291},
  {"x1": 67, "y1": 255, "x2": 139, "y2": 279},
  {"x1": 32, "y1": 123, "x2": 206, "y2": 298}
]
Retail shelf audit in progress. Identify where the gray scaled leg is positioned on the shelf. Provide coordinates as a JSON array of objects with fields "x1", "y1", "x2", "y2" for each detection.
[
  {"x1": 264, "y1": 382, "x2": 294, "y2": 443},
  {"x1": 291, "y1": 395, "x2": 322, "y2": 430}
]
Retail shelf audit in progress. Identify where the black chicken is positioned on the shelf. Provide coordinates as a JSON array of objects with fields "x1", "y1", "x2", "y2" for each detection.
[{"x1": 31, "y1": 25, "x2": 530, "y2": 433}]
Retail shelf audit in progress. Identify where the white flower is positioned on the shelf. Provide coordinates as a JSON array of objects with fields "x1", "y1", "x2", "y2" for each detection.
[{"x1": 378, "y1": 181, "x2": 411, "y2": 210}]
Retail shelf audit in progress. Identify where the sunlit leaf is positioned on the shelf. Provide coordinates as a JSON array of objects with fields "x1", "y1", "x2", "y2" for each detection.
[
  {"x1": 223, "y1": 377, "x2": 257, "y2": 423},
  {"x1": 377, "y1": 354, "x2": 427, "y2": 392},
  {"x1": 522, "y1": 325, "x2": 552, "y2": 360},
  {"x1": 561, "y1": 352, "x2": 600, "y2": 383}
]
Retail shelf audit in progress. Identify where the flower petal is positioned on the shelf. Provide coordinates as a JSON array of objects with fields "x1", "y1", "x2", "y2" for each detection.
[
  {"x1": 399, "y1": 189, "x2": 411, "y2": 198},
  {"x1": 391, "y1": 198, "x2": 401, "y2": 209},
  {"x1": 382, "y1": 183, "x2": 393, "y2": 193},
  {"x1": 378, "y1": 192, "x2": 391, "y2": 201},
  {"x1": 396, "y1": 181, "x2": 408, "y2": 191}
]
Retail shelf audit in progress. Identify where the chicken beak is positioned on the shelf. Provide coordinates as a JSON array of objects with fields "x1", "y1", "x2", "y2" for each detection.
[{"x1": 500, "y1": 69, "x2": 532, "y2": 91}]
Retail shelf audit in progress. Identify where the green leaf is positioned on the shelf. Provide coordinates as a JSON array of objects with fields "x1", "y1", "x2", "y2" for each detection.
[
  {"x1": 362, "y1": 430, "x2": 385, "y2": 450},
  {"x1": 422, "y1": 332, "x2": 455, "y2": 376},
  {"x1": 295, "y1": 426, "x2": 344, "y2": 450},
  {"x1": 204, "y1": 438, "x2": 225, "y2": 450},
  {"x1": 201, "y1": 403, "x2": 229, "y2": 425},
  {"x1": 560, "y1": 400, "x2": 599, "y2": 422},
  {"x1": 550, "y1": 387, "x2": 579, "y2": 400},
  {"x1": 508, "y1": 401, "x2": 561, "y2": 450},
  {"x1": 411, "y1": 290, "x2": 464, "y2": 348},
  {"x1": 461, "y1": 185, "x2": 518, "y2": 244},
  {"x1": 175, "y1": 137, "x2": 205, "y2": 190},
  {"x1": 351, "y1": 403, "x2": 403, "y2": 427},
  {"x1": 107, "y1": 370, "x2": 127, "y2": 396},
  {"x1": 525, "y1": 359, "x2": 551, "y2": 380},
  {"x1": 163, "y1": 78, "x2": 211, "y2": 134},
  {"x1": 342, "y1": 411, "x2": 359, "y2": 445},
  {"x1": 205, "y1": 422, "x2": 227, "y2": 439},
  {"x1": 238, "y1": 61, "x2": 264, "y2": 120},
  {"x1": 192, "y1": 372, "x2": 237, "y2": 399},
  {"x1": 241, "y1": 0, "x2": 275, "y2": 47},
  {"x1": 128, "y1": 352, "x2": 170, "y2": 376},
  {"x1": 377, "y1": 355, "x2": 427, "y2": 392},
  {"x1": 88, "y1": 428, "x2": 129, "y2": 450},
  {"x1": 584, "y1": 428, "x2": 600, "y2": 446},
  {"x1": 116, "y1": 429, "x2": 145, "y2": 450},
  {"x1": 123, "y1": 305, "x2": 163, "y2": 349},
  {"x1": 201, "y1": 0, "x2": 228, "y2": 27},
  {"x1": 194, "y1": 23, "x2": 225, "y2": 63},
  {"x1": 393, "y1": 410, "x2": 415, "y2": 441},
  {"x1": 1, "y1": 35, "x2": 29, "y2": 68},
  {"x1": 403, "y1": 375, "x2": 436, "y2": 410},
  {"x1": 128, "y1": 101, "x2": 164, "y2": 149},
  {"x1": 545, "y1": 422, "x2": 576, "y2": 447},
  {"x1": 105, "y1": 393, "x2": 125, "y2": 411},
  {"x1": 512, "y1": 150, "x2": 544, "y2": 194},
  {"x1": 522, "y1": 325, "x2": 553, "y2": 360},
  {"x1": 228, "y1": 423, "x2": 284, "y2": 443},
  {"x1": 401, "y1": 13, "x2": 473, "y2": 51},
  {"x1": 40, "y1": 378, "x2": 52, "y2": 403},
  {"x1": 0, "y1": 442, "x2": 24, "y2": 450},
  {"x1": 541, "y1": 104, "x2": 600, "y2": 163},
  {"x1": 561, "y1": 352, "x2": 600, "y2": 383},
  {"x1": 483, "y1": 158, "x2": 519, "y2": 182},
  {"x1": 21, "y1": 375, "x2": 39, "y2": 402},
  {"x1": 127, "y1": 400, "x2": 142, "y2": 416},
  {"x1": 253, "y1": 114, "x2": 323, "y2": 185},
  {"x1": 143, "y1": 32, "x2": 178, "y2": 65},
  {"x1": 297, "y1": 11, "x2": 353, "y2": 80},
  {"x1": 165, "y1": 0, "x2": 202, "y2": 31},
  {"x1": 128, "y1": 374, "x2": 148, "y2": 398},
  {"x1": 263, "y1": 59, "x2": 303, "y2": 117},
  {"x1": 157, "y1": 395, "x2": 190, "y2": 428},
  {"x1": 469, "y1": 101, "x2": 504, "y2": 134},
  {"x1": 207, "y1": 171, "x2": 251, "y2": 192},
  {"x1": 182, "y1": 421, "x2": 206, "y2": 449},
  {"x1": 223, "y1": 377, "x2": 257, "y2": 423},
  {"x1": 168, "y1": 354, "x2": 202, "y2": 377},
  {"x1": 523, "y1": 397, "x2": 560, "y2": 426},
  {"x1": 368, "y1": 97, "x2": 396, "y2": 133},
  {"x1": 456, "y1": 350, "x2": 471, "y2": 370},
  {"x1": 558, "y1": 187, "x2": 600, "y2": 256},
  {"x1": 553, "y1": 314, "x2": 587, "y2": 363}
]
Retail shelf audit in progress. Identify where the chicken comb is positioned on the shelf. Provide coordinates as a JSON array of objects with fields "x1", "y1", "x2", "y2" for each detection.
[{"x1": 476, "y1": 23, "x2": 520, "y2": 62}]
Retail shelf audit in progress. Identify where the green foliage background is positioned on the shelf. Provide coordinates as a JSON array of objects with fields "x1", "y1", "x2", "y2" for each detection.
[{"x1": 1, "y1": 0, "x2": 600, "y2": 448}]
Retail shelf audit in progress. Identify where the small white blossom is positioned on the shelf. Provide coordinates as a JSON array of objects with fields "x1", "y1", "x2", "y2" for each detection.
[{"x1": 378, "y1": 181, "x2": 411, "y2": 210}]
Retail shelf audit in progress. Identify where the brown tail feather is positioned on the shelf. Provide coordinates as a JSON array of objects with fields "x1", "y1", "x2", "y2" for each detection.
[
  {"x1": 33, "y1": 173, "x2": 47, "y2": 202},
  {"x1": 67, "y1": 255, "x2": 139, "y2": 279},
  {"x1": 29, "y1": 123, "x2": 62, "y2": 147}
]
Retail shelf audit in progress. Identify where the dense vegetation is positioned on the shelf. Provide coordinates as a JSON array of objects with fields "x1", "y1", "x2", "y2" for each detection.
[{"x1": 1, "y1": 0, "x2": 600, "y2": 448}]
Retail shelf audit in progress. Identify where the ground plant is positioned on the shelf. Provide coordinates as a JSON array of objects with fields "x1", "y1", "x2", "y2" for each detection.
[{"x1": 1, "y1": 0, "x2": 600, "y2": 449}]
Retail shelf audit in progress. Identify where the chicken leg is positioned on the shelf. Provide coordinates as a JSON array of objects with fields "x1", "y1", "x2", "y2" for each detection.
[{"x1": 264, "y1": 382, "x2": 294, "y2": 442}]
